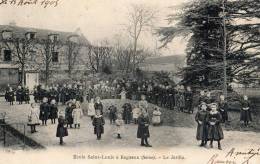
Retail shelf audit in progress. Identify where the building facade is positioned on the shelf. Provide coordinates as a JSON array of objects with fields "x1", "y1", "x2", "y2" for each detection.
[{"x1": 0, "y1": 23, "x2": 90, "y2": 90}]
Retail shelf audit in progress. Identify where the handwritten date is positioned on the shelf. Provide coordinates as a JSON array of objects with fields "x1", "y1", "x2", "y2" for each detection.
[{"x1": 0, "y1": 0, "x2": 60, "y2": 8}]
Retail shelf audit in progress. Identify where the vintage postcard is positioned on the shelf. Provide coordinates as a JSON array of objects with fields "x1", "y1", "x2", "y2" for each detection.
[{"x1": 0, "y1": 0, "x2": 259, "y2": 164}]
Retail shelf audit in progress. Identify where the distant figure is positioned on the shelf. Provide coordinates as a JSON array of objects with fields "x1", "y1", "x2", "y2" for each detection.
[
  {"x1": 39, "y1": 97, "x2": 50, "y2": 126},
  {"x1": 65, "y1": 102, "x2": 74, "y2": 128},
  {"x1": 184, "y1": 86, "x2": 193, "y2": 114},
  {"x1": 23, "y1": 86, "x2": 30, "y2": 104},
  {"x1": 218, "y1": 95, "x2": 229, "y2": 123},
  {"x1": 240, "y1": 95, "x2": 252, "y2": 127},
  {"x1": 94, "y1": 97, "x2": 103, "y2": 115},
  {"x1": 56, "y1": 115, "x2": 68, "y2": 145},
  {"x1": 132, "y1": 104, "x2": 141, "y2": 124},
  {"x1": 122, "y1": 102, "x2": 132, "y2": 124},
  {"x1": 108, "y1": 105, "x2": 117, "y2": 124},
  {"x1": 7, "y1": 87, "x2": 15, "y2": 106},
  {"x1": 152, "y1": 108, "x2": 162, "y2": 126},
  {"x1": 72, "y1": 102, "x2": 83, "y2": 129},
  {"x1": 92, "y1": 110, "x2": 105, "y2": 140},
  {"x1": 88, "y1": 98, "x2": 96, "y2": 120},
  {"x1": 16, "y1": 85, "x2": 23, "y2": 104},
  {"x1": 5, "y1": 84, "x2": 10, "y2": 102},
  {"x1": 49, "y1": 100, "x2": 58, "y2": 124},
  {"x1": 138, "y1": 95, "x2": 148, "y2": 110},
  {"x1": 115, "y1": 113, "x2": 124, "y2": 139},
  {"x1": 120, "y1": 88, "x2": 126, "y2": 100},
  {"x1": 27, "y1": 103, "x2": 40, "y2": 133}
]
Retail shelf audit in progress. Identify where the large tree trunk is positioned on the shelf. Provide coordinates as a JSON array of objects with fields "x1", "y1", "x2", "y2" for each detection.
[
  {"x1": 45, "y1": 62, "x2": 49, "y2": 86},
  {"x1": 21, "y1": 63, "x2": 25, "y2": 87}
]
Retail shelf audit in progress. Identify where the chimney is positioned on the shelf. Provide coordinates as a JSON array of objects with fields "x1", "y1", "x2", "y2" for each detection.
[{"x1": 75, "y1": 27, "x2": 82, "y2": 35}]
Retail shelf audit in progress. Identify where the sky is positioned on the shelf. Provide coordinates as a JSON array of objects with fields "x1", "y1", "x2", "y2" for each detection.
[{"x1": 0, "y1": 0, "x2": 189, "y2": 56}]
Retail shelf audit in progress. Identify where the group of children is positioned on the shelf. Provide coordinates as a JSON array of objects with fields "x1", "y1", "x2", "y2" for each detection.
[
  {"x1": 195, "y1": 93, "x2": 253, "y2": 150},
  {"x1": 5, "y1": 85, "x2": 30, "y2": 105},
  {"x1": 10, "y1": 82, "x2": 252, "y2": 148}
]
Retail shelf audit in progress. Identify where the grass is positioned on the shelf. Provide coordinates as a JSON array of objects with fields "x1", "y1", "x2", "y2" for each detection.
[{"x1": 98, "y1": 99, "x2": 260, "y2": 132}]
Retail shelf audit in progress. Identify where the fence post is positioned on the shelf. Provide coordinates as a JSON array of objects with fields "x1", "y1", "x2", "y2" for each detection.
[
  {"x1": 23, "y1": 124, "x2": 26, "y2": 149},
  {"x1": 3, "y1": 125, "x2": 6, "y2": 147}
]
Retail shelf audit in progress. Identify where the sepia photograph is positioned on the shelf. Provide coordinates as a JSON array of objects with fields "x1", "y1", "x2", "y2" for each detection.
[{"x1": 0, "y1": 0, "x2": 259, "y2": 163}]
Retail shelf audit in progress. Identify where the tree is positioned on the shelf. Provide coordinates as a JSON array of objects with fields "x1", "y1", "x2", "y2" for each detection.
[
  {"x1": 86, "y1": 43, "x2": 112, "y2": 74},
  {"x1": 126, "y1": 4, "x2": 156, "y2": 73},
  {"x1": 158, "y1": 0, "x2": 260, "y2": 89},
  {"x1": 37, "y1": 37, "x2": 62, "y2": 85},
  {"x1": 66, "y1": 36, "x2": 83, "y2": 78},
  {"x1": 2, "y1": 36, "x2": 37, "y2": 86},
  {"x1": 110, "y1": 34, "x2": 154, "y2": 74}
]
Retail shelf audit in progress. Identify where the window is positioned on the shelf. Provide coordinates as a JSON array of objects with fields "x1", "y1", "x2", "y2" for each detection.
[
  {"x1": 25, "y1": 32, "x2": 36, "y2": 40},
  {"x1": 52, "y1": 52, "x2": 59, "y2": 62},
  {"x1": 4, "y1": 50, "x2": 12, "y2": 61},
  {"x1": 49, "y1": 34, "x2": 59, "y2": 42}
]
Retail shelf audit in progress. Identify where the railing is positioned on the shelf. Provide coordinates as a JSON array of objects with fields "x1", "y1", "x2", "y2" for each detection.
[
  {"x1": 0, "y1": 123, "x2": 26, "y2": 148},
  {"x1": 0, "y1": 112, "x2": 26, "y2": 148}
]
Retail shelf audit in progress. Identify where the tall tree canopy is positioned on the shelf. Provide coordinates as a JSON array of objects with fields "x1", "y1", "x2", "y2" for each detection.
[{"x1": 158, "y1": 0, "x2": 260, "y2": 89}]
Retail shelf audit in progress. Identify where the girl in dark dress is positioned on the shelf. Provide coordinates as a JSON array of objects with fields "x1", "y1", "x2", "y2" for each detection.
[
  {"x1": 240, "y1": 95, "x2": 252, "y2": 127},
  {"x1": 23, "y1": 86, "x2": 30, "y2": 104},
  {"x1": 195, "y1": 102, "x2": 209, "y2": 147},
  {"x1": 184, "y1": 86, "x2": 193, "y2": 114},
  {"x1": 108, "y1": 105, "x2": 117, "y2": 124},
  {"x1": 39, "y1": 97, "x2": 50, "y2": 126},
  {"x1": 16, "y1": 85, "x2": 23, "y2": 104},
  {"x1": 56, "y1": 115, "x2": 68, "y2": 145},
  {"x1": 7, "y1": 87, "x2": 15, "y2": 106},
  {"x1": 137, "y1": 110, "x2": 152, "y2": 147},
  {"x1": 207, "y1": 103, "x2": 224, "y2": 150},
  {"x1": 65, "y1": 102, "x2": 74, "y2": 128},
  {"x1": 49, "y1": 99, "x2": 58, "y2": 124},
  {"x1": 218, "y1": 95, "x2": 229, "y2": 123},
  {"x1": 5, "y1": 84, "x2": 10, "y2": 102},
  {"x1": 92, "y1": 110, "x2": 105, "y2": 140},
  {"x1": 122, "y1": 103, "x2": 132, "y2": 124}
]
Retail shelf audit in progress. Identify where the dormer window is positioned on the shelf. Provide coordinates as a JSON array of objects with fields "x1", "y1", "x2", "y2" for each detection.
[
  {"x1": 2, "y1": 31, "x2": 13, "y2": 40},
  {"x1": 68, "y1": 35, "x2": 79, "y2": 43},
  {"x1": 48, "y1": 34, "x2": 59, "y2": 42},
  {"x1": 25, "y1": 32, "x2": 36, "y2": 40}
]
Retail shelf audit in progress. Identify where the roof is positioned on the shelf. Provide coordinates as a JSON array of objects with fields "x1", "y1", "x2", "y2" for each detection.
[{"x1": 0, "y1": 24, "x2": 91, "y2": 45}]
